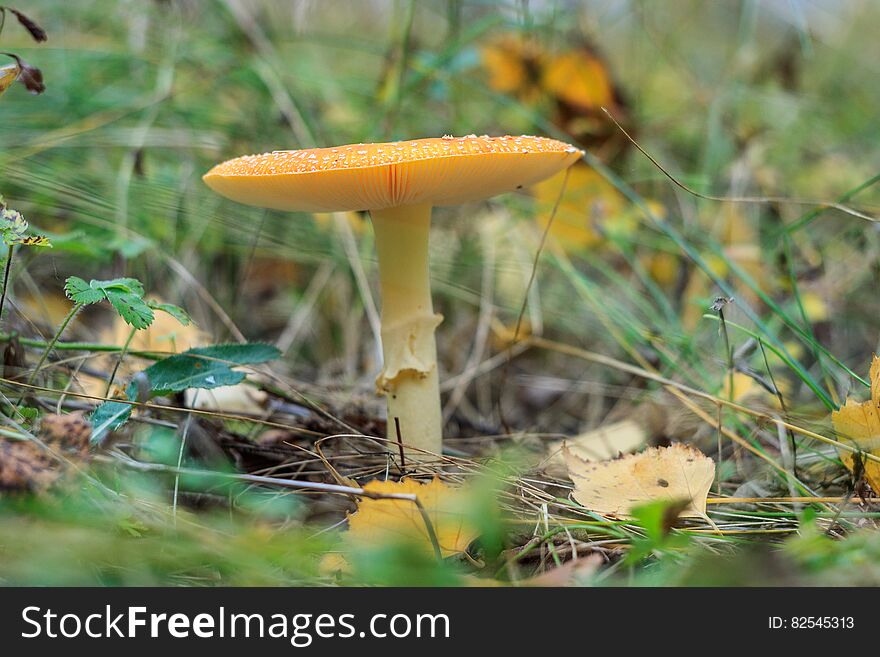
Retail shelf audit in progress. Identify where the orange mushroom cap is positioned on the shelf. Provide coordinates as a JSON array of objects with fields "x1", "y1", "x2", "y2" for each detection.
[{"x1": 203, "y1": 135, "x2": 583, "y2": 213}]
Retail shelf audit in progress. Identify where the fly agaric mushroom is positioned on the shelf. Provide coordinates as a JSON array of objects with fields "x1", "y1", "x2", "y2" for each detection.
[{"x1": 203, "y1": 135, "x2": 582, "y2": 459}]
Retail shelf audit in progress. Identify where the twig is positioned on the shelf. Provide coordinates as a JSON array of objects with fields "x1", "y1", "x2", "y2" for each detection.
[
  {"x1": 602, "y1": 107, "x2": 879, "y2": 222},
  {"x1": 0, "y1": 244, "x2": 14, "y2": 325},
  {"x1": 100, "y1": 452, "x2": 444, "y2": 559}
]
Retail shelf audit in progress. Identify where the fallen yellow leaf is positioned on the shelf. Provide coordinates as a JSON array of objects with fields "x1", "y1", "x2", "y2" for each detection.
[
  {"x1": 560, "y1": 419, "x2": 646, "y2": 463},
  {"x1": 831, "y1": 355, "x2": 880, "y2": 490},
  {"x1": 346, "y1": 478, "x2": 478, "y2": 558},
  {"x1": 564, "y1": 443, "x2": 715, "y2": 518}
]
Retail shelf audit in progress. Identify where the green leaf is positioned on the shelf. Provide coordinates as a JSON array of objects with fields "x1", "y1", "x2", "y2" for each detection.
[
  {"x1": 185, "y1": 343, "x2": 281, "y2": 366},
  {"x1": 63, "y1": 276, "x2": 104, "y2": 305},
  {"x1": 144, "y1": 343, "x2": 280, "y2": 393},
  {"x1": 105, "y1": 289, "x2": 154, "y2": 329},
  {"x1": 90, "y1": 401, "x2": 132, "y2": 444},
  {"x1": 147, "y1": 300, "x2": 191, "y2": 326},
  {"x1": 95, "y1": 277, "x2": 145, "y2": 297},
  {"x1": 90, "y1": 383, "x2": 138, "y2": 444}
]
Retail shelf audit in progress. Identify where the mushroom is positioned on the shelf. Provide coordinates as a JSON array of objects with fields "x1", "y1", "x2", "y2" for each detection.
[{"x1": 203, "y1": 135, "x2": 582, "y2": 460}]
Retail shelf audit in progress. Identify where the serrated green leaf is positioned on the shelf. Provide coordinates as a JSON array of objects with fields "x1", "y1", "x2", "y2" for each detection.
[
  {"x1": 63, "y1": 276, "x2": 104, "y2": 305},
  {"x1": 147, "y1": 300, "x2": 191, "y2": 326},
  {"x1": 144, "y1": 343, "x2": 279, "y2": 393},
  {"x1": 95, "y1": 277, "x2": 145, "y2": 297},
  {"x1": 184, "y1": 343, "x2": 281, "y2": 365},
  {"x1": 105, "y1": 289, "x2": 154, "y2": 329}
]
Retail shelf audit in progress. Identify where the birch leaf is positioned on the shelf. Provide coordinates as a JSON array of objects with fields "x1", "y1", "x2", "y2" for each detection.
[{"x1": 565, "y1": 444, "x2": 715, "y2": 518}]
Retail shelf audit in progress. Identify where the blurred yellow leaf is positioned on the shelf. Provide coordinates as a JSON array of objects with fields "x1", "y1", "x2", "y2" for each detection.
[
  {"x1": 0, "y1": 63, "x2": 19, "y2": 96},
  {"x1": 313, "y1": 210, "x2": 365, "y2": 235},
  {"x1": 800, "y1": 291, "x2": 829, "y2": 323},
  {"x1": 564, "y1": 443, "x2": 715, "y2": 518},
  {"x1": 541, "y1": 50, "x2": 614, "y2": 110},
  {"x1": 347, "y1": 478, "x2": 478, "y2": 558},
  {"x1": 481, "y1": 36, "x2": 544, "y2": 104},
  {"x1": 645, "y1": 252, "x2": 680, "y2": 287},
  {"x1": 532, "y1": 165, "x2": 627, "y2": 250},
  {"x1": 720, "y1": 372, "x2": 755, "y2": 403},
  {"x1": 831, "y1": 356, "x2": 880, "y2": 490},
  {"x1": 318, "y1": 552, "x2": 352, "y2": 576},
  {"x1": 18, "y1": 291, "x2": 72, "y2": 327}
]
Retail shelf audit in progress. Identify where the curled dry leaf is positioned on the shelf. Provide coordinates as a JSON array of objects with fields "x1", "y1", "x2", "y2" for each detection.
[
  {"x1": 544, "y1": 419, "x2": 645, "y2": 479},
  {"x1": 9, "y1": 8, "x2": 48, "y2": 43},
  {"x1": 562, "y1": 419, "x2": 646, "y2": 462},
  {"x1": 564, "y1": 443, "x2": 715, "y2": 518},
  {"x1": 831, "y1": 355, "x2": 880, "y2": 491},
  {"x1": 0, "y1": 62, "x2": 20, "y2": 96},
  {"x1": 0, "y1": 54, "x2": 44, "y2": 94}
]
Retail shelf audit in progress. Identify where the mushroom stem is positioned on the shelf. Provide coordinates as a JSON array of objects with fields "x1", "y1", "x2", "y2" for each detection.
[{"x1": 371, "y1": 203, "x2": 443, "y2": 460}]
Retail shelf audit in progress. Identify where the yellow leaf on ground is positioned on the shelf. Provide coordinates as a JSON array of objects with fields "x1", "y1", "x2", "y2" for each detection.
[
  {"x1": 564, "y1": 443, "x2": 715, "y2": 518},
  {"x1": 561, "y1": 419, "x2": 646, "y2": 462},
  {"x1": 346, "y1": 478, "x2": 478, "y2": 558},
  {"x1": 544, "y1": 420, "x2": 646, "y2": 479},
  {"x1": 831, "y1": 355, "x2": 880, "y2": 490}
]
